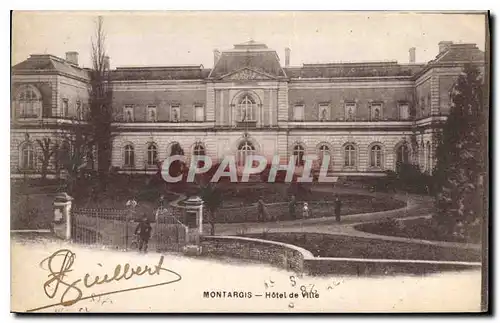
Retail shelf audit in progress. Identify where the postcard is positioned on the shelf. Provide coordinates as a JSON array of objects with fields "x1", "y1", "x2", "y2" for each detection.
[{"x1": 10, "y1": 11, "x2": 489, "y2": 313}]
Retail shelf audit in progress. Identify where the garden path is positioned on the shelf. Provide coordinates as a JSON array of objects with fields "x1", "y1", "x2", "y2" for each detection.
[{"x1": 215, "y1": 188, "x2": 481, "y2": 251}]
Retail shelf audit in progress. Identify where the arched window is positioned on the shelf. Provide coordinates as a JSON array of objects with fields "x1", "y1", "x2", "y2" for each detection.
[
  {"x1": 124, "y1": 144, "x2": 135, "y2": 167},
  {"x1": 293, "y1": 144, "x2": 305, "y2": 166},
  {"x1": 318, "y1": 144, "x2": 330, "y2": 169},
  {"x1": 370, "y1": 145, "x2": 383, "y2": 168},
  {"x1": 169, "y1": 142, "x2": 184, "y2": 156},
  {"x1": 238, "y1": 94, "x2": 256, "y2": 122},
  {"x1": 396, "y1": 143, "x2": 410, "y2": 165},
  {"x1": 193, "y1": 143, "x2": 205, "y2": 156},
  {"x1": 237, "y1": 140, "x2": 255, "y2": 167},
  {"x1": 344, "y1": 144, "x2": 356, "y2": 167},
  {"x1": 193, "y1": 142, "x2": 206, "y2": 168},
  {"x1": 20, "y1": 142, "x2": 35, "y2": 169},
  {"x1": 17, "y1": 85, "x2": 41, "y2": 118},
  {"x1": 426, "y1": 141, "x2": 431, "y2": 172},
  {"x1": 147, "y1": 143, "x2": 158, "y2": 166}
]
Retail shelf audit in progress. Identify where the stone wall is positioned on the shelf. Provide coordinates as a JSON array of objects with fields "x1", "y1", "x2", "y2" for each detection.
[
  {"x1": 304, "y1": 257, "x2": 481, "y2": 276},
  {"x1": 200, "y1": 235, "x2": 481, "y2": 276},
  {"x1": 112, "y1": 88, "x2": 206, "y2": 122},
  {"x1": 201, "y1": 236, "x2": 309, "y2": 273},
  {"x1": 288, "y1": 85, "x2": 414, "y2": 121}
]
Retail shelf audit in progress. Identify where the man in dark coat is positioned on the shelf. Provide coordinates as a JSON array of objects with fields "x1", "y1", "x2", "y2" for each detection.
[
  {"x1": 289, "y1": 195, "x2": 297, "y2": 220},
  {"x1": 257, "y1": 198, "x2": 265, "y2": 222},
  {"x1": 334, "y1": 196, "x2": 342, "y2": 222},
  {"x1": 135, "y1": 216, "x2": 152, "y2": 253}
]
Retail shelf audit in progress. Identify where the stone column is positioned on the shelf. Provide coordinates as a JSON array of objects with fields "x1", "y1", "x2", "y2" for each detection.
[
  {"x1": 52, "y1": 193, "x2": 74, "y2": 240},
  {"x1": 182, "y1": 196, "x2": 205, "y2": 256}
]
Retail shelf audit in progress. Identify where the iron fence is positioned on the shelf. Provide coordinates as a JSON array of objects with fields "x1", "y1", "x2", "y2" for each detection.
[{"x1": 71, "y1": 207, "x2": 188, "y2": 252}]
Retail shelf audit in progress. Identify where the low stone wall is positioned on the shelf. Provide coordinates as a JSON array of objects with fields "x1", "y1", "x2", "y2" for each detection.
[
  {"x1": 200, "y1": 235, "x2": 481, "y2": 276},
  {"x1": 201, "y1": 236, "x2": 311, "y2": 273},
  {"x1": 305, "y1": 258, "x2": 481, "y2": 276}
]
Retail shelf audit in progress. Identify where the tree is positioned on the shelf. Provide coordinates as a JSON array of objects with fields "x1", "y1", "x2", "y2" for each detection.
[
  {"x1": 55, "y1": 119, "x2": 95, "y2": 196},
  {"x1": 199, "y1": 183, "x2": 223, "y2": 235},
  {"x1": 433, "y1": 64, "x2": 487, "y2": 242},
  {"x1": 35, "y1": 137, "x2": 56, "y2": 181},
  {"x1": 89, "y1": 16, "x2": 113, "y2": 189}
]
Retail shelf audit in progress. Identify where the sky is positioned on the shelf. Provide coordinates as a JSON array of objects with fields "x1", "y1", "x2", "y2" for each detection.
[{"x1": 12, "y1": 11, "x2": 487, "y2": 69}]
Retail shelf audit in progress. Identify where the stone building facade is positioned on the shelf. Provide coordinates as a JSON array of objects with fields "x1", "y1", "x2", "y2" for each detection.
[{"x1": 11, "y1": 40, "x2": 485, "y2": 178}]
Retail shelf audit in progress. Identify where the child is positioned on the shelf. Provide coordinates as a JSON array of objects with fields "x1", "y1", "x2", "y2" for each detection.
[{"x1": 302, "y1": 202, "x2": 310, "y2": 219}]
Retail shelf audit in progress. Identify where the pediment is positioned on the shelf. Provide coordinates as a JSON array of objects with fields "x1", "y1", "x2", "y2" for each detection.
[{"x1": 221, "y1": 68, "x2": 276, "y2": 81}]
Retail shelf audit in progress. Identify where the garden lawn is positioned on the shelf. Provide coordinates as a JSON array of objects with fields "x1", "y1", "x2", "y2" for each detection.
[
  {"x1": 354, "y1": 217, "x2": 482, "y2": 244},
  {"x1": 243, "y1": 232, "x2": 481, "y2": 262}
]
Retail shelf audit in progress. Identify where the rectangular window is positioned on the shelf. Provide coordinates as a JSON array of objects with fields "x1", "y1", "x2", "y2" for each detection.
[
  {"x1": 76, "y1": 101, "x2": 82, "y2": 119},
  {"x1": 344, "y1": 102, "x2": 356, "y2": 121},
  {"x1": 124, "y1": 105, "x2": 134, "y2": 122},
  {"x1": 370, "y1": 103, "x2": 382, "y2": 121},
  {"x1": 194, "y1": 105, "x2": 204, "y2": 122},
  {"x1": 171, "y1": 105, "x2": 180, "y2": 122},
  {"x1": 147, "y1": 105, "x2": 157, "y2": 122},
  {"x1": 399, "y1": 103, "x2": 410, "y2": 120},
  {"x1": 62, "y1": 99, "x2": 69, "y2": 117},
  {"x1": 293, "y1": 105, "x2": 304, "y2": 121},
  {"x1": 318, "y1": 104, "x2": 330, "y2": 121}
]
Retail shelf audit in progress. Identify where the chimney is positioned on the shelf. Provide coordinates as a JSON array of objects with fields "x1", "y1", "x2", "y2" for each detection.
[
  {"x1": 438, "y1": 41, "x2": 453, "y2": 54},
  {"x1": 65, "y1": 51, "x2": 79, "y2": 66},
  {"x1": 213, "y1": 49, "x2": 221, "y2": 66},
  {"x1": 103, "y1": 56, "x2": 110, "y2": 70},
  {"x1": 409, "y1": 47, "x2": 416, "y2": 63},
  {"x1": 285, "y1": 47, "x2": 291, "y2": 67}
]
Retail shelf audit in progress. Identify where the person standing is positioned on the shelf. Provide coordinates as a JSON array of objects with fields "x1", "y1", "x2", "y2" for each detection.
[
  {"x1": 134, "y1": 215, "x2": 152, "y2": 253},
  {"x1": 334, "y1": 196, "x2": 342, "y2": 222},
  {"x1": 257, "y1": 198, "x2": 265, "y2": 222},
  {"x1": 289, "y1": 195, "x2": 296, "y2": 220},
  {"x1": 158, "y1": 194, "x2": 165, "y2": 212},
  {"x1": 302, "y1": 202, "x2": 310, "y2": 219}
]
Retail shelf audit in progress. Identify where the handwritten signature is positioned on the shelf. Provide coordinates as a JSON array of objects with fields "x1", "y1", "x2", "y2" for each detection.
[{"x1": 27, "y1": 249, "x2": 182, "y2": 312}]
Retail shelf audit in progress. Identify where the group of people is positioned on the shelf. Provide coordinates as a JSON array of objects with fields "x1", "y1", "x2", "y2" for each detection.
[
  {"x1": 257, "y1": 194, "x2": 343, "y2": 222},
  {"x1": 289, "y1": 195, "x2": 342, "y2": 221},
  {"x1": 131, "y1": 192, "x2": 344, "y2": 252}
]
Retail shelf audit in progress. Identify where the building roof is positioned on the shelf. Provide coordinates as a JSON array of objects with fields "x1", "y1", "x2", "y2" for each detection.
[
  {"x1": 12, "y1": 41, "x2": 485, "y2": 82},
  {"x1": 285, "y1": 61, "x2": 425, "y2": 79},
  {"x1": 208, "y1": 40, "x2": 287, "y2": 79},
  {"x1": 12, "y1": 54, "x2": 89, "y2": 80},
  {"x1": 111, "y1": 65, "x2": 210, "y2": 81},
  {"x1": 432, "y1": 43, "x2": 485, "y2": 64}
]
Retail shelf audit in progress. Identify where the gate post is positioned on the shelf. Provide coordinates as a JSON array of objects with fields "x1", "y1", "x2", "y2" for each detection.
[
  {"x1": 53, "y1": 193, "x2": 74, "y2": 240},
  {"x1": 182, "y1": 196, "x2": 204, "y2": 256}
]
